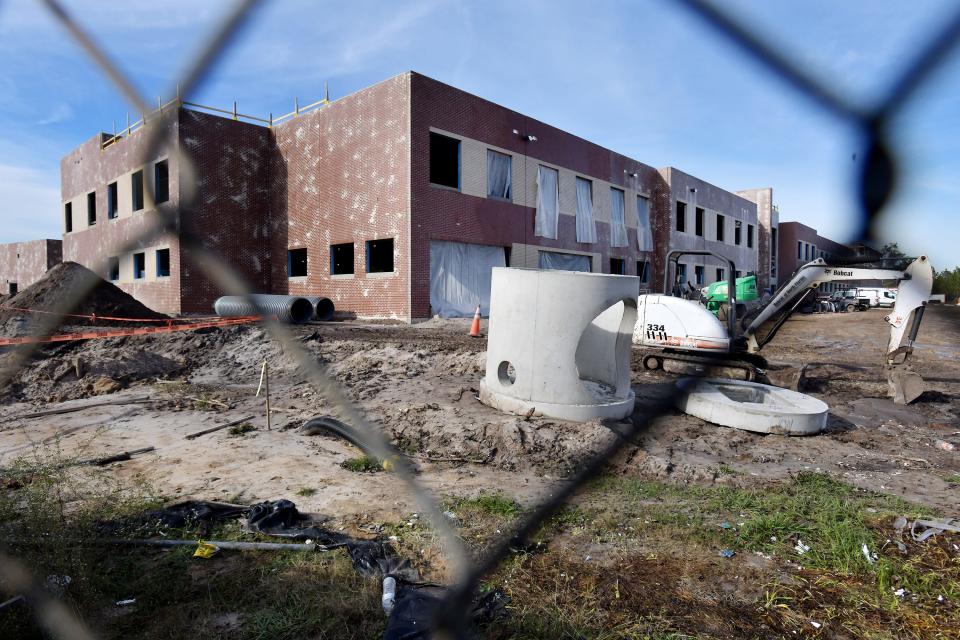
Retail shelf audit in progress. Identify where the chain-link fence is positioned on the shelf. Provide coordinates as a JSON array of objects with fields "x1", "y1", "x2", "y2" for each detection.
[{"x1": 2, "y1": 0, "x2": 959, "y2": 637}]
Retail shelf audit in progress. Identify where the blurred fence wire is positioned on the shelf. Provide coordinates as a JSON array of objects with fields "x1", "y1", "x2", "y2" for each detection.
[{"x1": 2, "y1": 0, "x2": 959, "y2": 637}]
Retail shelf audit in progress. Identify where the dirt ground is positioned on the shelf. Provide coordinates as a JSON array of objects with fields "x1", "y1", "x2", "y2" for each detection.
[
  {"x1": 1, "y1": 303, "x2": 958, "y2": 638},
  {"x1": 1, "y1": 304, "x2": 957, "y2": 518}
]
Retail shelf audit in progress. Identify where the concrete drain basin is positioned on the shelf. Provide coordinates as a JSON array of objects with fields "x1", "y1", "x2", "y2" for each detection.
[{"x1": 675, "y1": 377, "x2": 828, "y2": 435}]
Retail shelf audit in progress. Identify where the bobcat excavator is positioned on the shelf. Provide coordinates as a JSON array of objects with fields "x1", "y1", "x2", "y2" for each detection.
[{"x1": 633, "y1": 250, "x2": 934, "y2": 402}]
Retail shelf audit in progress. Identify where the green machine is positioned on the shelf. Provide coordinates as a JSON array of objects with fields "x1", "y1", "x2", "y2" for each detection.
[{"x1": 704, "y1": 274, "x2": 759, "y2": 315}]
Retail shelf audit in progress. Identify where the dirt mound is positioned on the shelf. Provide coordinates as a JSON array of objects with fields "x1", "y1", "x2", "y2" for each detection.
[{"x1": 0, "y1": 262, "x2": 166, "y2": 335}]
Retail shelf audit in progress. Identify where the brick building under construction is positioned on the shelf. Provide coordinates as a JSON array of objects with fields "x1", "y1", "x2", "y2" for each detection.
[{"x1": 55, "y1": 71, "x2": 779, "y2": 320}]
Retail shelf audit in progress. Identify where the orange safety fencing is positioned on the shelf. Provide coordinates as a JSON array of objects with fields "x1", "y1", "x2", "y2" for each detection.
[{"x1": 0, "y1": 315, "x2": 261, "y2": 346}]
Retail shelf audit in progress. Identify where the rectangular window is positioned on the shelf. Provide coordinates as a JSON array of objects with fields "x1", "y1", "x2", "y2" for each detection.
[
  {"x1": 736, "y1": 270, "x2": 743, "y2": 278},
  {"x1": 9, "y1": 282, "x2": 17, "y2": 295},
  {"x1": 87, "y1": 192, "x2": 96, "y2": 226},
  {"x1": 108, "y1": 182, "x2": 118, "y2": 219},
  {"x1": 746, "y1": 224, "x2": 753, "y2": 249},
  {"x1": 154, "y1": 160, "x2": 169, "y2": 204},
  {"x1": 64, "y1": 202, "x2": 73, "y2": 233},
  {"x1": 156, "y1": 248, "x2": 170, "y2": 277},
  {"x1": 716, "y1": 268, "x2": 725, "y2": 282},
  {"x1": 676, "y1": 201, "x2": 686, "y2": 232},
  {"x1": 366, "y1": 238, "x2": 394, "y2": 273},
  {"x1": 636, "y1": 195, "x2": 652, "y2": 252},
  {"x1": 695, "y1": 265, "x2": 705, "y2": 285},
  {"x1": 534, "y1": 165, "x2": 559, "y2": 239},
  {"x1": 677, "y1": 263, "x2": 688, "y2": 285},
  {"x1": 798, "y1": 241, "x2": 803, "y2": 259},
  {"x1": 108, "y1": 257, "x2": 119, "y2": 281},
  {"x1": 695, "y1": 207, "x2": 704, "y2": 236},
  {"x1": 609, "y1": 187, "x2": 628, "y2": 247},
  {"x1": 609, "y1": 257, "x2": 625, "y2": 274},
  {"x1": 734, "y1": 221, "x2": 742, "y2": 245},
  {"x1": 637, "y1": 260, "x2": 650, "y2": 283},
  {"x1": 132, "y1": 170, "x2": 144, "y2": 211},
  {"x1": 716, "y1": 214, "x2": 725, "y2": 242},
  {"x1": 486, "y1": 150, "x2": 511, "y2": 200},
  {"x1": 771, "y1": 228, "x2": 777, "y2": 255},
  {"x1": 330, "y1": 242, "x2": 355, "y2": 275},
  {"x1": 575, "y1": 177, "x2": 596, "y2": 243},
  {"x1": 133, "y1": 252, "x2": 145, "y2": 279},
  {"x1": 287, "y1": 247, "x2": 308, "y2": 277},
  {"x1": 429, "y1": 132, "x2": 460, "y2": 189}
]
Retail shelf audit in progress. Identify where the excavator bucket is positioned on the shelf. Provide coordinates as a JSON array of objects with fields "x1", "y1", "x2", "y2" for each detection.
[{"x1": 884, "y1": 256, "x2": 933, "y2": 404}]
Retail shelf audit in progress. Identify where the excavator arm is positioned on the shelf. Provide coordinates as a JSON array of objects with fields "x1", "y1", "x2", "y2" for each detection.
[{"x1": 742, "y1": 256, "x2": 933, "y2": 365}]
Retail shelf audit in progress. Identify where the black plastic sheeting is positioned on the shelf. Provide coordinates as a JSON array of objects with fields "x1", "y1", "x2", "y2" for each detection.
[{"x1": 122, "y1": 499, "x2": 506, "y2": 638}]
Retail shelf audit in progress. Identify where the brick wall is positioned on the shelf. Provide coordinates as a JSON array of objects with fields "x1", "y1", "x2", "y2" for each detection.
[
  {"x1": 777, "y1": 221, "x2": 851, "y2": 282},
  {"x1": 179, "y1": 110, "x2": 272, "y2": 314},
  {"x1": 61, "y1": 120, "x2": 182, "y2": 314},
  {"x1": 270, "y1": 75, "x2": 411, "y2": 320},
  {"x1": 0, "y1": 239, "x2": 62, "y2": 294},
  {"x1": 409, "y1": 72, "x2": 668, "y2": 319}
]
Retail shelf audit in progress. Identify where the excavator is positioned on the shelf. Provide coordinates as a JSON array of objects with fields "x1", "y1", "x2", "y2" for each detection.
[{"x1": 633, "y1": 250, "x2": 934, "y2": 402}]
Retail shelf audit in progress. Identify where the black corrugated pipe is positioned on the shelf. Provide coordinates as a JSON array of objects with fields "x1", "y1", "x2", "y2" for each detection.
[
  {"x1": 305, "y1": 296, "x2": 335, "y2": 321},
  {"x1": 213, "y1": 294, "x2": 314, "y2": 324}
]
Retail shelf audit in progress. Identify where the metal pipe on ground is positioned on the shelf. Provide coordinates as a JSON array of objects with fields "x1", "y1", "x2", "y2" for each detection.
[
  {"x1": 214, "y1": 295, "x2": 314, "y2": 324},
  {"x1": 304, "y1": 296, "x2": 335, "y2": 321}
]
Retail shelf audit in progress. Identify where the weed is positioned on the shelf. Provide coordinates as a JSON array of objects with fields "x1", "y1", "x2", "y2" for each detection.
[
  {"x1": 340, "y1": 455, "x2": 383, "y2": 472},
  {"x1": 228, "y1": 423, "x2": 257, "y2": 437},
  {"x1": 451, "y1": 491, "x2": 520, "y2": 517},
  {"x1": 945, "y1": 473, "x2": 960, "y2": 485},
  {"x1": 295, "y1": 487, "x2": 317, "y2": 497},
  {"x1": 717, "y1": 464, "x2": 737, "y2": 475}
]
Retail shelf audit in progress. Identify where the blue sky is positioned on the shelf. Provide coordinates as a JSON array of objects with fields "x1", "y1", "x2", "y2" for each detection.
[{"x1": 0, "y1": 0, "x2": 957, "y2": 269}]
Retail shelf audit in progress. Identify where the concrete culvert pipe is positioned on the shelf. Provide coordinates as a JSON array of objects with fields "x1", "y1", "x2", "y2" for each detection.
[
  {"x1": 305, "y1": 296, "x2": 335, "y2": 321},
  {"x1": 214, "y1": 294, "x2": 315, "y2": 324}
]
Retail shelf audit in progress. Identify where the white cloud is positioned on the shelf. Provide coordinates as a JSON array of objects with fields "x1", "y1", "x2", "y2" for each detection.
[
  {"x1": 0, "y1": 163, "x2": 62, "y2": 243},
  {"x1": 35, "y1": 103, "x2": 73, "y2": 126}
]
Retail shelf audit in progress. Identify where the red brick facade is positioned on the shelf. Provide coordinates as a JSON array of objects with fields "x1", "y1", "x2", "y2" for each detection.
[
  {"x1": 61, "y1": 119, "x2": 182, "y2": 314},
  {"x1": 0, "y1": 239, "x2": 62, "y2": 295},
  {"x1": 58, "y1": 71, "x2": 780, "y2": 319},
  {"x1": 270, "y1": 75, "x2": 411, "y2": 319},
  {"x1": 409, "y1": 73, "x2": 669, "y2": 318}
]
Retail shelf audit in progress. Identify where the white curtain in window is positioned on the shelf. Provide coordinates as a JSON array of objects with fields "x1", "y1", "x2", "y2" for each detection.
[
  {"x1": 575, "y1": 177, "x2": 596, "y2": 243},
  {"x1": 636, "y1": 195, "x2": 653, "y2": 252},
  {"x1": 609, "y1": 188, "x2": 628, "y2": 247},
  {"x1": 534, "y1": 165, "x2": 559, "y2": 239},
  {"x1": 539, "y1": 250, "x2": 591, "y2": 272},
  {"x1": 487, "y1": 150, "x2": 512, "y2": 200},
  {"x1": 429, "y1": 241, "x2": 506, "y2": 318}
]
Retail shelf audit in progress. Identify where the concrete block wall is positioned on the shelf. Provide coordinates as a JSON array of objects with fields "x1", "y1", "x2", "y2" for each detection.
[
  {"x1": 736, "y1": 187, "x2": 777, "y2": 290},
  {"x1": 0, "y1": 239, "x2": 62, "y2": 295},
  {"x1": 61, "y1": 120, "x2": 182, "y2": 314},
  {"x1": 659, "y1": 167, "x2": 760, "y2": 289},
  {"x1": 270, "y1": 74, "x2": 411, "y2": 320}
]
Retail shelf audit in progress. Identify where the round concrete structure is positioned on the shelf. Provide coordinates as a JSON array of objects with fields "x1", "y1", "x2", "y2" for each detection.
[
  {"x1": 479, "y1": 267, "x2": 639, "y2": 422},
  {"x1": 675, "y1": 377, "x2": 828, "y2": 435}
]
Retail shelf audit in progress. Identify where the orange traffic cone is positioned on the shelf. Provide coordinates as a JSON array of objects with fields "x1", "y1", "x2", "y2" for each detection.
[{"x1": 469, "y1": 305, "x2": 482, "y2": 337}]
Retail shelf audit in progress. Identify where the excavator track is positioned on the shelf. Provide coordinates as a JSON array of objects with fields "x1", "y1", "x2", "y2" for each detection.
[{"x1": 639, "y1": 349, "x2": 764, "y2": 382}]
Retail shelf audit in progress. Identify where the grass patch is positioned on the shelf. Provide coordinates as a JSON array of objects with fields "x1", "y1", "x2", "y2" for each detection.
[
  {"x1": 451, "y1": 491, "x2": 520, "y2": 518},
  {"x1": 227, "y1": 423, "x2": 257, "y2": 437},
  {"x1": 340, "y1": 455, "x2": 383, "y2": 473},
  {"x1": 0, "y1": 445, "x2": 385, "y2": 640},
  {"x1": 945, "y1": 473, "x2": 960, "y2": 485}
]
